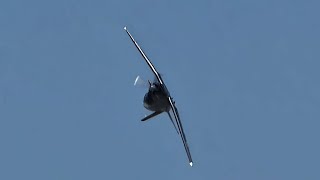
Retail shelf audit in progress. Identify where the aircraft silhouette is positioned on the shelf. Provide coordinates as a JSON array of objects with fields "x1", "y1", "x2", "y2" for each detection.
[{"x1": 124, "y1": 27, "x2": 193, "y2": 166}]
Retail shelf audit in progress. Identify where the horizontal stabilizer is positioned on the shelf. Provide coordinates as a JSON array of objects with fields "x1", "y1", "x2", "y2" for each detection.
[{"x1": 141, "y1": 111, "x2": 163, "y2": 121}]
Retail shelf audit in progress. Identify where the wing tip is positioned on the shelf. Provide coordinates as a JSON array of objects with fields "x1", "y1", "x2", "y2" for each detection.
[
  {"x1": 189, "y1": 162, "x2": 193, "y2": 167},
  {"x1": 124, "y1": 26, "x2": 127, "y2": 30}
]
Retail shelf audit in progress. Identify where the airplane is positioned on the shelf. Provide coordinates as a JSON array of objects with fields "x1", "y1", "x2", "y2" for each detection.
[{"x1": 124, "y1": 27, "x2": 193, "y2": 167}]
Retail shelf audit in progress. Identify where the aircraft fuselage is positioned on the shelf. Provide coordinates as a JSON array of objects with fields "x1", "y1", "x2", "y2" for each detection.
[{"x1": 143, "y1": 82, "x2": 170, "y2": 112}]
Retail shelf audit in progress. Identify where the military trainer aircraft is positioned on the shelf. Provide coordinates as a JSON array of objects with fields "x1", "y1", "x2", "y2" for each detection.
[{"x1": 124, "y1": 27, "x2": 193, "y2": 166}]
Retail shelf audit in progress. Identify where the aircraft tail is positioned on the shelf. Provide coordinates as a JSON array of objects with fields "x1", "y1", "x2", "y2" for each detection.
[{"x1": 141, "y1": 111, "x2": 163, "y2": 121}]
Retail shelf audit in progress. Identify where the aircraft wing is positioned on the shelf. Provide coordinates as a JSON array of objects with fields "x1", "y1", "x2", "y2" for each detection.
[
  {"x1": 168, "y1": 97, "x2": 193, "y2": 166},
  {"x1": 124, "y1": 27, "x2": 169, "y2": 95},
  {"x1": 124, "y1": 27, "x2": 193, "y2": 166}
]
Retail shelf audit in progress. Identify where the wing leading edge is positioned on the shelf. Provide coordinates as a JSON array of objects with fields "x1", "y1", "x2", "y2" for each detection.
[
  {"x1": 124, "y1": 27, "x2": 169, "y2": 95},
  {"x1": 124, "y1": 26, "x2": 193, "y2": 166},
  {"x1": 168, "y1": 97, "x2": 193, "y2": 166}
]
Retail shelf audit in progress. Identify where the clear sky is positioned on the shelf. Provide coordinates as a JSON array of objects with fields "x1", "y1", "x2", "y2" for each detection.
[{"x1": 1, "y1": 0, "x2": 319, "y2": 179}]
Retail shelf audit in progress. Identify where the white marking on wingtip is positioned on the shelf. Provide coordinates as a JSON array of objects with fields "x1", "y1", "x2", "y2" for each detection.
[
  {"x1": 189, "y1": 162, "x2": 193, "y2": 167},
  {"x1": 124, "y1": 26, "x2": 127, "y2": 30}
]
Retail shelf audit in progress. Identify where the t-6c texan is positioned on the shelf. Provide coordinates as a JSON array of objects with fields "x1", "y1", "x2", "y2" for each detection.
[{"x1": 124, "y1": 27, "x2": 193, "y2": 166}]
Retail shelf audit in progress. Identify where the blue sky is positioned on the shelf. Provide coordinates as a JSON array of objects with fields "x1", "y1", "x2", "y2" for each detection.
[{"x1": 1, "y1": 0, "x2": 320, "y2": 179}]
